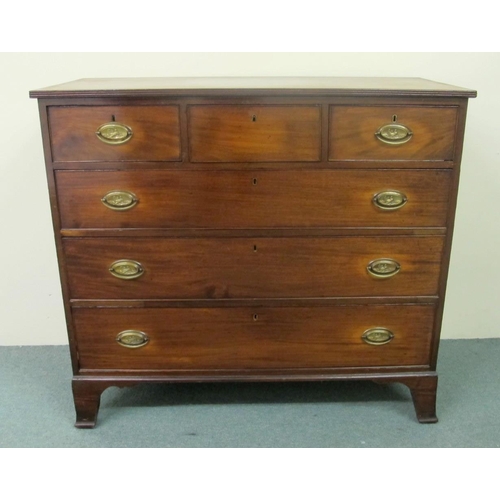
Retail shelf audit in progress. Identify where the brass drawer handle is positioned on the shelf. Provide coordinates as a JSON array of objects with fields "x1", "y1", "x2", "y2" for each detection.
[
  {"x1": 96, "y1": 122, "x2": 133, "y2": 145},
  {"x1": 367, "y1": 258, "x2": 401, "y2": 279},
  {"x1": 109, "y1": 259, "x2": 144, "y2": 280},
  {"x1": 116, "y1": 330, "x2": 149, "y2": 349},
  {"x1": 101, "y1": 190, "x2": 138, "y2": 211},
  {"x1": 362, "y1": 328, "x2": 394, "y2": 346},
  {"x1": 373, "y1": 190, "x2": 407, "y2": 210},
  {"x1": 375, "y1": 123, "x2": 412, "y2": 145}
]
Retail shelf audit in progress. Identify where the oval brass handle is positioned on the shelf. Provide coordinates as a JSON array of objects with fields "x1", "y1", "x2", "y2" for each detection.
[
  {"x1": 96, "y1": 122, "x2": 133, "y2": 145},
  {"x1": 101, "y1": 190, "x2": 138, "y2": 211},
  {"x1": 373, "y1": 190, "x2": 408, "y2": 210},
  {"x1": 367, "y1": 258, "x2": 401, "y2": 279},
  {"x1": 109, "y1": 259, "x2": 144, "y2": 280},
  {"x1": 116, "y1": 330, "x2": 149, "y2": 349},
  {"x1": 375, "y1": 123, "x2": 413, "y2": 145},
  {"x1": 362, "y1": 328, "x2": 394, "y2": 346}
]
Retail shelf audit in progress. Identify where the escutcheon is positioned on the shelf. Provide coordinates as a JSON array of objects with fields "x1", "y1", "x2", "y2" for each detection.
[
  {"x1": 362, "y1": 328, "x2": 394, "y2": 346},
  {"x1": 116, "y1": 330, "x2": 149, "y2": 349},
  {"x1": 96, "y1": 122, "x2": 133, "y2": 145},
  {"x1": 109, "y1": 259, "x2": 144, "y2": 280}
]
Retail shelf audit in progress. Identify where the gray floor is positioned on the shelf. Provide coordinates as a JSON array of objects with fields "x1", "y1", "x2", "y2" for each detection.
[{"x1": 0, "y1": 339, "x2": 498, "y2": 447}]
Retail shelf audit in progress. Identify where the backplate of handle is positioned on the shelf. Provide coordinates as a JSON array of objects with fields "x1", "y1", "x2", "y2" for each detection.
[
  {"x1": 109, "y1": 259, "x2": 144, "y2": 280},
  {"x1": 116, "y1": 330, "x2": 149, "y2": 348},
  {"x1": 101, "y1": 190, "x2": 138, "y2": 211},
  {"x1": 367, "y1": 258, "x2": 401, "y2": 279},
  {"x1": 96, "y1": 122, "x2": 133, "y2": 145},
  {"x1": 375, "y1": 123, "x2": 413, "y2": 145},
  {"x1": 373, "y1": 190, "x2": 408, "y2": 211},
  {"x1": 362, "y1": 327, "x2": 394, "y2": 345}
]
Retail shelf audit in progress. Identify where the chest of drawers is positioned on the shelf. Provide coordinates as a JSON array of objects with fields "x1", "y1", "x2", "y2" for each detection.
[{"x1": 30, "y1": 77, "x2": 476, "y2": 428}]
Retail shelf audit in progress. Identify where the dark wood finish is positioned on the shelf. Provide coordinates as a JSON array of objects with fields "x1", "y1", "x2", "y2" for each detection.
[
  {"x1": 70, "y1": 297, "x2": 439, "y2": 308},
  {"x1": 63, "y1": 236, "x2": 444, "y2": 299},
  {"x1": 377, "y1": 373, "x2": 438, "y2": 423},
  {"x1": 329, "y1": 106, "x2": 458, "y2": 160},
  {"x1": 37, "y1": 100, "x2": 81, "y2": 375},
  {"x1": 408, "y1": 374, "x2": 439, "y2": 423},
  {"x1": 71, "y1": 371, "x2": 437, "y2": 427},
  {"x1": 188, "y1": 105, "x2": 321, "y2": 162},
  {"x1": 72, "y1": 378, "x2": 139, "y2": 428},
  {"x1": 430, "y1": 100, "x2": 470, "y2": 370},
  {"x1": 29, "y1": 77, "x2": 477, "y2": 98},
  {"x1": 49, "y1": 160, "x2": 457, "y2": 171},
  {"x1": 72, "y1": 305, "x2": 435, "y2": 370},
  {"x1": 49, "y1": 105, "x2": 181, "y2": 162},
  {"x1": 72, "y1": 379, "x2": 105, "y2": 428},
  {"x1": 60, "y1": 228, "x2": 447, "y2": 238},
  {"x1": 56, "y1": 169, "x2": 452, "y2": 229},
  {"x1": 30, "y1": 78, "x2": 475, "y2": 427}
]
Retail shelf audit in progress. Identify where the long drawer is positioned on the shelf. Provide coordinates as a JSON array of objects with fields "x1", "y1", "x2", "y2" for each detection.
[
  {"x1": 63, "y1": 236, "x2": 444, "y2": 299},
  {"x1": 56, "y1": 169, "x2": 451, "y2": 229},
  {"x1": 73, "y1": 304, "x2": 435, "y2": 370}
]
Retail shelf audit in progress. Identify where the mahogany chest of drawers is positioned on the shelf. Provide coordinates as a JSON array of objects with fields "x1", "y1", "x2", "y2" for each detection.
[{"x1": 30, "y1": 77, "x2": 476, "y2": 427}]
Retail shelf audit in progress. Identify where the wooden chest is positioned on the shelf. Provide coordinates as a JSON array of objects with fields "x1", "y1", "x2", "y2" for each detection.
[{"x1": 30, "y1": 77, "x2": 476, "y2": 427}]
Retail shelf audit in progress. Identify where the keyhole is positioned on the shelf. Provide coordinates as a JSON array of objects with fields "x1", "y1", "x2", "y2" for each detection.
[
  {"x1": 392, "y1": 114, "x2": 397, "y2": 122},
  {"x1": 252, "y1": 115, "x2": 257, "y2": 122},
  {"x1": 111, "y1": 115, "x2": 116, "y2": 122},
  {"x1": 252, "y1": 178, "x2": 257, "y2": 186},
  {"x1": 253, "y1": 244, "x2": 257, "y2": 252},
  {"x1": 253, "y1": 314, "x2": 259, "y2": 321}
]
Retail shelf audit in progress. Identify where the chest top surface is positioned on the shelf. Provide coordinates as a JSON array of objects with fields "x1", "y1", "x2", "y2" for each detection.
[{"x1": 29, "y1": 76, "x2": 477, "y2": 98}]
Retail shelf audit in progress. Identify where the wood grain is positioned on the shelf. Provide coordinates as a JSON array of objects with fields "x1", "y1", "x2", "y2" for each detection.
[
  {"x1": 30, "y1": 79, "x2": 476, "y2": 426},
  {"x1": 72, "y1": 304, "x2": 435, "y2": 370},
  {"x1": 63, "y1": 236, "x2": 445, "y2": 299},
  {"x1": 329, "y1": 106, "x2": 458, "y2": 160},
  {"x1": 49, "y1": 105, "x2": 181, "y2": 162},
  {"x1": 29, "y1": 77, "x2": 477, "y2": 98},
  {"x1": 56, "y1": 169, "x2": 451, "y2": 229},
  {"x1": 188, "y1": 105, "x2": 321, "y2": 162}
]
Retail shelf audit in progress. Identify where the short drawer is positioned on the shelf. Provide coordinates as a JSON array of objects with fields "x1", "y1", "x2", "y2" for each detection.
[
  {"x1": 188, "y1": 105, "x2": 321, "y2": 162},
  {"x1": 63, "y1": 236, "x2": 444, "y2": 299},
  {"x1": 73, "y1": 304, "x2": 435, "y2": 371},
  {"x1": 49, "y1": 105, "x2": 181, "y2": 162},
  {"x1": 56, "y1": 169, "x2": 451, "y2": 229},
  {"x1": 329, "y1": 106, "x2": 458, "y2": 161}
]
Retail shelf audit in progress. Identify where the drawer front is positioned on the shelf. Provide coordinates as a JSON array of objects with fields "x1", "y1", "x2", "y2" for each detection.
[
  {"x1": 73, "y1": 305, "x2": 435, "y2": 370},
  {"x1": 329, "y1": 106, "x2": 457, "y2": 160},
  {"x1": 49, "y1": 106, "x2": 181, "y2": 162},
  {"x1": 63, "y1": 236, "x2": 444, "y2": 299},
  {"x1": 56, "y1": 169, "x2": 451, "y2": 229},
  {"x1": 188, "y1": 105, "x2": 321, "y2": 162}
]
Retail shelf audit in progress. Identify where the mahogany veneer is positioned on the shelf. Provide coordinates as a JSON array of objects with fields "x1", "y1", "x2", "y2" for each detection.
[
  {"x1": 30, "y1": 77, "x2": 476, "y2": 428},
  {"x1": 55, "y1": 169, "x2": 452, "y2": 229},
  {"x1": 73, "y1": 305, "x2": 435, "y2": 370},
  {"x1": 63, "y1": 236, "x2": 444, "y2": 299},
  {"x1": 188, "y1": 105, "x2": 322, "y2": 162},
  {"x1": 329, "y1": 106, "x2": 458, "y2": 160}
]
